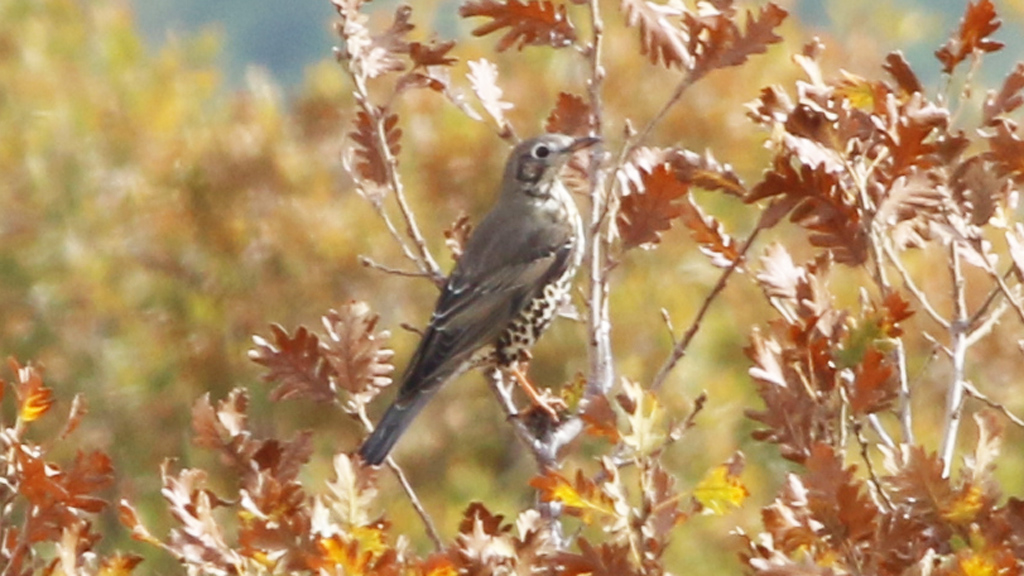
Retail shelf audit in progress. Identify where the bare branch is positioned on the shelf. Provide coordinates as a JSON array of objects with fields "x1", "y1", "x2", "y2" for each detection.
[
  {"x1": 359, "y1": 255, "x2": 441, "y2": 281},
  {"x1": 940, "y1": 244, "x2": 968, "y2": 478}
]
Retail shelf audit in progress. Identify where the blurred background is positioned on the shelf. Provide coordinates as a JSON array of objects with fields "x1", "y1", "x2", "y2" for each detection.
[{"x1": 3, "y1": 0, "x2": 1024, "y2": 572}]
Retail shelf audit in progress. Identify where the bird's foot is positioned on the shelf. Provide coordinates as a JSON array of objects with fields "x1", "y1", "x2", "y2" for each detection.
[{"x1": 509, "y1": 365, "x2": 564, "y2": 421}]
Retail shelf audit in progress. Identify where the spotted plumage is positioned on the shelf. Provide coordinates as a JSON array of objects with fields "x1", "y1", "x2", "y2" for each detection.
[{"x1": 358, "y1": 134, "x2": 597, "y2": 466}]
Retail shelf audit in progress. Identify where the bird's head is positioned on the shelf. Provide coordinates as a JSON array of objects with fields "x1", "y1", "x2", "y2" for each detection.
[{"x1": 502, "y1": 134, "x2": 600, "y2": 199}]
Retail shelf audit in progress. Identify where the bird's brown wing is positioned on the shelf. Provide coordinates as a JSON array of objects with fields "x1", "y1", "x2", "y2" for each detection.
[{"x1": 392, "y1": 214, "x2": 576, "y2": 406}]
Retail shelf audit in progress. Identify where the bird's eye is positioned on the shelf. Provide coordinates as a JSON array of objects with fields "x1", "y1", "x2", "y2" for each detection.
[{"x1": 532, "y1": 144, "x2": 551, "y2": 159}]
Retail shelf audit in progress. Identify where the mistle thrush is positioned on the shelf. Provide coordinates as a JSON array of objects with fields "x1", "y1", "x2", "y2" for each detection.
[{"x1": 358, "y1": 134, "x2": 599, "y2": 465}]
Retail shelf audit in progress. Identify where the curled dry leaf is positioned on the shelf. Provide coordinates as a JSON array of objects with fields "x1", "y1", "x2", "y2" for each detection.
[{"x1": 460, "y1": 0, "x2": 577, "y2": 52}]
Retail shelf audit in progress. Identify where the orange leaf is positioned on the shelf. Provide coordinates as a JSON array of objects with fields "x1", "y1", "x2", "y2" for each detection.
[
  {"x1": 530, "y1": 469, "x2": 615, "y2": 524},
  {"x1": 9, "y1": 358, "x2": 54, "y2": 423},
  {"x1": 935, "y1": 0, "x2": 1003, "y2": 74},
  {"x1": 460, "y1": 0, "x2": 577, "y2": 52}
]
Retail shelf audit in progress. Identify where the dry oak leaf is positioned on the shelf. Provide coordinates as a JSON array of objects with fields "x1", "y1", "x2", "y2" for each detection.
[
  {"x1": 617, "y1": 163, "x2": 689, "y2": 249},
  {"x1": 545, "y1": 92, "x2": 592, "y2": 136},
  {"x1": 250, "y1": 324, "x2": 336, "y2": 403},
  {"x1": 689, "y1": 3, "x2": 788, "y2": 79},
  {"x1": 460, "y1": 0, "x2": 577, "y2": 51},
  {"x1": 346, "y1": 109, "x2": 402, "y2": 187},
  {"x1": 693, "y1": 458, "x2": 749, "y2": 515},
  {"x1": 530, "y1": 469, "x2": 617, "y2": 524},
  {"x1": 555, "y1": 539, "x2": 640, "y2": 576},
  {"x1": 983, "y1": 63, "x2": 1024, "y2": 125},
  {"x1": 410, "y1": 39, "x2": 457, "y2": 67},
  {"x1": 883, "y1": 51, "x2": 923, "y2": 96},
  {"x1": 935, "y1": 0, "x2": 1003, "y2": 75},
  {"x1": 679, "y1": 195, "x2": 740, "y2": 267},
  {"x1": 7, "y1": 358, "x2": 55, "y2": 423},
  {"x1": 321, "y1": 301, "x2": 395, "y2": 397},
  {"x1": 620, "y1": 0, "x2": 690, "y2": 70}
]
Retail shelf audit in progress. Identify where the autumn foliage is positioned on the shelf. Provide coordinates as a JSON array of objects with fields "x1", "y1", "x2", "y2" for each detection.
[{"x1": 5, "y1": 0, "x2": 1024, "y2": 574}]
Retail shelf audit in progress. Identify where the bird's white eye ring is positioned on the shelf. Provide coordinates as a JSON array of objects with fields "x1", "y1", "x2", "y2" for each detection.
[{"x1": 532, "y1": 144, "x2": 551, "y2": 159}]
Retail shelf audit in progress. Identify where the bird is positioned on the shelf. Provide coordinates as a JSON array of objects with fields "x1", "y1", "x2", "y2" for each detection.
[{"x1": 358, "y1": 133, "x2": 599, "y2": 466}]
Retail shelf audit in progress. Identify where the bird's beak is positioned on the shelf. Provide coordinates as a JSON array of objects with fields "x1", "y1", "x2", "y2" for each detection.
[{"x1": 566, "y1": 136, "x2": 601, "y2": 153}]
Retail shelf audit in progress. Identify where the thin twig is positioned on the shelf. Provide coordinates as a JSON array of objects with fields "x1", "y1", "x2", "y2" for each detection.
[
  {"x1": 853, "y1": 420, "x2": 894, "y2": 512},
  {"x1": 965, "y1": 297, "x2": 1009, "y2": 348},
  {"x1": 629, "y1": 74, "x2": 696, "y2": 155},
  {"x1": 359, "y1": 255, "x2": 439, "y2": 280},
  {"x1": 940, "y1": 244, "x2": 968, "y2": 478},
  {"x1": 882, "y1": 242, "x2": 950, "y2": 329},
  {"x1": 983, "y1": 260, "x2": 1024, "y2": 325},
  {"x1": 962, "y1": 381, "x2": 1024, "y2": 428},
  {"x1": 650, "y1": 215, "x2": 765, "y2": 391},
  {"x1": 385, "y1": 458, "x2": 444, "y2": 550},
  {"x1": 354, "y1": 407, "x2": 443, "y2": 549}
]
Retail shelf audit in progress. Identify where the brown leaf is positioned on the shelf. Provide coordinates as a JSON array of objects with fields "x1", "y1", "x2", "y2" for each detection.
[
  {"x1": 250, "y1": 325, "x2": 336, "y2": 403},
  {"x1": 460, "y1": 0, "x2": 577, "y2": 51},
  {"x1": 847, "y1": 347, "x2": 896, "y2": 415},
  {"x1": 9, "y1": 357, "x2": 55, "y2": 423},
  {"x1": 333, "y1": 2, "x2": 413, "y2": 79},
  {"x1": 983, "y1": 63, "x2": 1024, "y2": 125},
  {"x1": 935, "y1": 0, "x2": 1003, "y2": 74},
  {"x1": 409, "y1": 40, "x2": 457, "y2": 67},
  {"x1": 690, "y1": 3, "x2": 787, "y2": 79},
  {"x1": 678, "y1": 195, "x2": 740, "y2": 267},
  {"x1": 668, "y1": 148, "x2": 746, "y2": 197},
  {"x1": 555, "y1": 538, "x2": 640, "y2": 576},
  {"x1": 620, "y1": 0, "x2": 691, "y2": 69},
  {"x1": 987, "y1": 119, "x2": 1024, "y2": 182},
  {"x1": 952, "y1": 156, "x2": 1013, "y2": 226},
  {"x1": 617, "y1": 163, "x2": 689, "y2": 249},
  {"x1": 545, "y1": 92, "x2": 592, "y2": 137},
  {"x1": 882, "y1": 51, "x2": 923, "y2": 95},
  {"x1": 581, "y1": 395, "x2": 620, "y2": 442},
  {"x1": 321, "y1": 301, "x2": 395, "y2": 399},
  {"x1": 347, "y1": 109, "x2": 402, "y2": 186},
  {"x1": 467, "y1": 58, "x2": 514, "y2": 133}
]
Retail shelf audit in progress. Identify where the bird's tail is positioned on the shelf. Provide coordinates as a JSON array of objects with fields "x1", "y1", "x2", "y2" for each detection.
[{"x1": 358, "y1": 392, "x2": 434, "y2": 465}]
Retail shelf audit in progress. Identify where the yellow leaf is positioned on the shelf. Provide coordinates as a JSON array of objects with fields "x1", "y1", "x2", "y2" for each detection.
[
  {"x1": 942, "y1": 483, "x2": 984, "y2": 524},
  {"x1": 958, "y1": 552, "x2": 997, "y2": 576},
  {"x1": 693, "y1": 464, "x2": 748, "y2": 515}
]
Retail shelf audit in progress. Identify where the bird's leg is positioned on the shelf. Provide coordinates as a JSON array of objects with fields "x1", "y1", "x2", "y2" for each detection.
[{"x1": 508, "y1": 359, "x2": 562, "y2": 421}]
